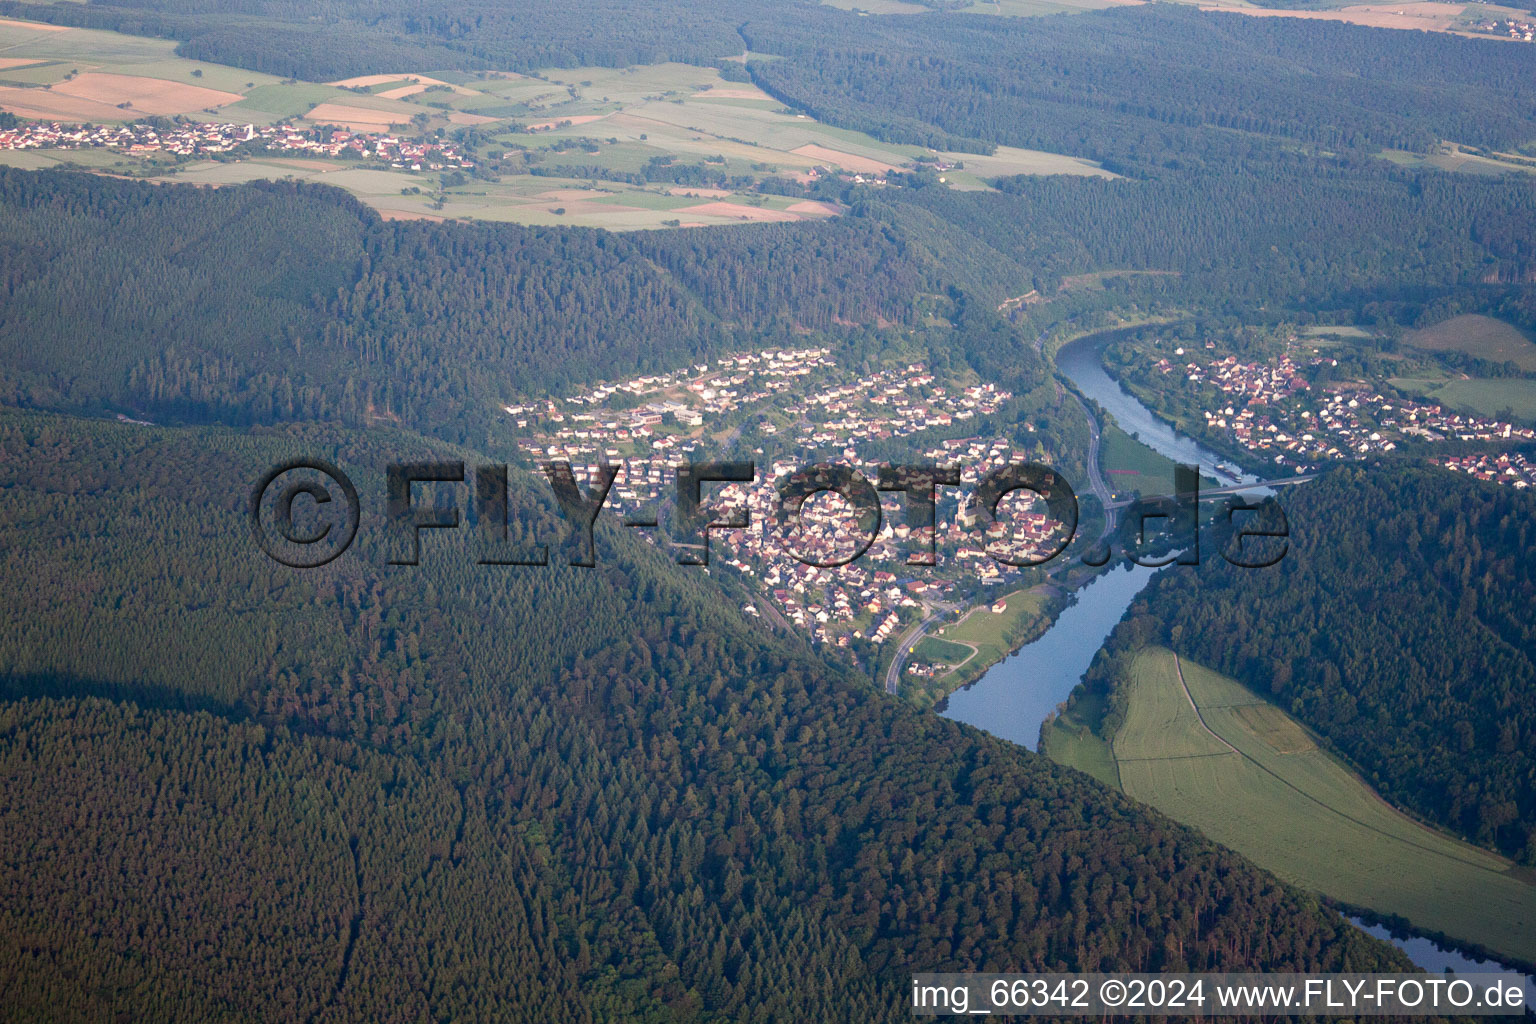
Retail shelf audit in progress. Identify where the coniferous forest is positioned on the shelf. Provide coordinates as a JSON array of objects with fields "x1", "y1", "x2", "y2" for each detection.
[
  {"x1": 1, "y1": 0, "x2": 1534, "y2": 1018},
  {"x1": 1066, "y1": 466, "x2": 1536, "y2": 862}
]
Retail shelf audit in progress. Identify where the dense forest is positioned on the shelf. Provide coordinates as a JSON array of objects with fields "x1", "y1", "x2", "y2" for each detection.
[
  {"x1": 5, "y1": 157, "x2": 1535, "y2": 452},
  {"x1": 743, "y1": 6, "x2": 1536, "y2": 172},
  {"x1": 1064, "y1": 466, "x2": 1536, "y2": 862},
  {"x1": 0, "y1": 169, "x2": 945, "y2": 446},
  {"x1": 894, "y1": 162, "x2": 1536, "y2": 313},
  {"x1": 0, "y1": 411, "x2": 1418, "y2": 1021},
  {"x1": 5, "y1": 0, "x2": 1536, "y2": 138},
  {"x1": 0, "y1": 0, "x2": 753, "y2": 79},
  {"x1": 2, "y1": 0, "x2": 1535, "y2": 1015}
]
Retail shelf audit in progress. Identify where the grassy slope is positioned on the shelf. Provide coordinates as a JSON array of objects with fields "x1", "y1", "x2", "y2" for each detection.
[
  {"x1": 1049, "y1": 646, "x2": 1536, "y2": 964},
  {"x1": 1389, "y1": 376, "x2": 1536, "y2": 422},
  {"x1": 1405, "y1": 313, "x2": 1536, "y2": 371},
  {"x1": 1099, "y1": 423, "x2": 1187, "y2": 497},
  {"x1": 900, "y1": 588, "x2": 1052, "y2": 708}
]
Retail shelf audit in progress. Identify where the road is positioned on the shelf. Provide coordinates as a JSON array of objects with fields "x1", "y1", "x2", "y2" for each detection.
[
  {"x1": 883, "y1": 606, "x2": 947, "y2": 694},
  {"x1": 881, "y1": 363, "x2": 1113, "y2": 693},
  {"x1": 1065, "y1": 387, "x2": 1117, "y2": 539},
  {"x1": 1102, "y1": 474, "x2": 1317, "y2": 510}
]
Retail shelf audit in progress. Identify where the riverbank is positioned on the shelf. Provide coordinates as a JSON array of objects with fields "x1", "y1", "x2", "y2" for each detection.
[
  {"x1": 1048, "y1": 646, "x2": 1536, "y2": 967},
  {"x1": 896, "y1": 584, "x2": 1063, "y2": 710},
  {"x1": 949, "y1": 322, "x2": 1536, "y2": 983}
]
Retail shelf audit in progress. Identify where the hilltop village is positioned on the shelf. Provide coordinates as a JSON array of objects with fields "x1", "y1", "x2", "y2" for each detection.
[{"x1": 0, "y1": 119, "x2": 475, "y2": 170}]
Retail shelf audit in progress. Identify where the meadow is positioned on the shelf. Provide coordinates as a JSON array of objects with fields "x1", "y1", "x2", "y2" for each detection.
[
  {"x1": 1389, "y1": 376, "x2": 1536, "y2": 423},
  {"x1": 1404, "y1": 314, "x2": 1536, "y2": 371},
  {"x1": 937, "y1": 588, "x2": 1047, "y2": 666},
  {"x1": 820, "y1": 0, "x2": 1532, "y2": 34},
  {"x1": 911, "y1": 635, "x2": 975, "y2": 669},
  {"x1": 899, "y1": 587, "x2": 1053, "y2": 707},
  {"x1": 0, "y1": 16, "x2": 1113, "y2": 229},
  {"x1": 1058, "y1": 647, "x2": 1536, "y2": 965},
  {"x1": 1380, "y1": 145, "x2": 1536, "y2": 178}
]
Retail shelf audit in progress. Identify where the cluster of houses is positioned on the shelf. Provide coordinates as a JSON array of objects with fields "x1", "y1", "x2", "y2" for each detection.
[
  {"x1": 1470, "y1": 15, "x2": 1535, "y2": 40},
  {"x1": 1435, "y1": 452, "x2": 1535, "y2": 489},
  {"x1": 507, "y1": 346, "x2": 1058, "y2": 647},
  {"x1": 0, "y1": 119, "x2": 474, "y2": 170},
  {"x1": 1160, "y1": 351, "x2": 1533, "y2": 470},
  {"x1": 0, "y1": 120, "x2": 255, "y2": 156},
  {"x1": 536, "y1": 348, "x2": 838, "y2": 439},
  {"x1": 782, "y1": 366, "x2": 1011, "y2": 448}
]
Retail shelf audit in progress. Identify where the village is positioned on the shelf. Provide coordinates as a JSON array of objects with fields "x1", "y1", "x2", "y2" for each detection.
[
  {"x1": 509, "y1": 347, "x2": 1066, "y2": 651},
  {"x1": 1434, "y1": 451, "x2": 1536, "y2": 488},
  {"x1": 1149, "y1": 347, "x2": 1535, "y2": 475},
  {"x1": 1469, "y1": 14, "x2": 1536, "y2": 40},
  {"x1": 0, "y1": 118, "x2": 475, "y2": 171}
]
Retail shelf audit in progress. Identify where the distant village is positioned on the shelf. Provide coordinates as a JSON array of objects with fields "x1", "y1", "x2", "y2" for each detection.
[
  {"x1": 0, "y1": 119, "x2": 475, "y2": 171},
  {"x1": 1469, "y1": 14, "x2": 1535, "y2": 40},
  {"x1": 1149, "y1": 345, "x2": 1535, "y2": 483},
  {"x1": 507, "y1": 347, "x2": 1064, "y2": 648},
  {"x1": 1435, "y1": 451, "x2": 1536, "y2": 488}
]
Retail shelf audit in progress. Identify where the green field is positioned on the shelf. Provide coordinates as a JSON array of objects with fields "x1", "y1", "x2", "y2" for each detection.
[
  {"x1": 819, "y1": 0, "x2": 933, "y2": 13},
  {"x1": 1404, "y1": 314, "x2": 1536, "y2": 371},
  {"x1": 822, "y1": 0, "x2": 1154, "y2": 15},
  {"x1": 230, "y1": 82, "x2": 401, "y2": 121},
  {"x1": 0, "y1": 21, "x2": 176, "y2": 67},
  {"x1": 957, "y1": 0, "x2": 1142, "y2": 14},
  {"x1": 936, "y1": 589, "x2": 1046, "y2": 666},
  {"x1": 912, "y1": 635, "x2": 974, "y2": 668},
  {"x1": 1055, "y1": 647, "x2": 1536, "y2": 964},
  {"x1": 1380, "y1": 146, "x2": 1536, "y2": 179},
  {"x1": 1100, "y1": 424, "x2": 1222, "y2": 498},
  {"x1": 1039, "y1": 691, "x2": 1119, "y2": 788},
  {"x1": 1389, "y1": 376, "x2": 1536, "y2": 423},
  {"x1": 900, "y1": 587, "x2": 1052, "y2": 707},
  {"x1": 0, "y1": 14, "x2": 1114, "y2": 229},
  {"x1": 1299, "y1": 325, "x2": 1377, "y2": 339}
]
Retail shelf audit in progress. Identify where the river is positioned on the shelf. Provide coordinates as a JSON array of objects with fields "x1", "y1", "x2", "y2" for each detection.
[
  {"x1": 939, "y1": 560, "x2": 1157, "y2": 750},
  {"x1": 941, "y1": 328, "x2": 1253, "y2": 750},
  {"x1": 1055, "y1": 330, "x2": 1257, "y2": 488},
  {"x1": 942, "y1": 328, "x2": 1535, "y2": 996}
]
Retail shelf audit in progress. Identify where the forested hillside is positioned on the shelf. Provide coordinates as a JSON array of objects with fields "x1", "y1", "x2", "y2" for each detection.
[
  {"x1": 1, "y1": 0, "x2": 1534, "y2": 1012},
  {"x1": 1065, "y1": 466, "x2": 1536, "y2": 862},
  {"x1": 0, "y1": 0, "x2": 754, "y2": 79},
  {"x1": 0, "y1": 169, "x2": 941, "y2": 444},
  {"x1": 5, "y1": 161, "x2": 1535, "y2": 454},
  {"x1": 744, "y1": 6, "x2": 1536, "y2": 172},
  {"x1": 896, "y1": 163, "x2": 1536, "y2": 311},
  {"x1": 0, "y1": 410, "x2": 1415, "y2": 1021}
]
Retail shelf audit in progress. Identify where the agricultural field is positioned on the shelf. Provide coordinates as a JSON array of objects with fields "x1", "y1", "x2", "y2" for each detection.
[
  {"x1": 1199, "y1": 0, "x2": 1536, "y2": 37},
  {"x1": 1389, "y1": 376, "x2": 1536, "y2": 423},
  {"x1": 819, "y1": 0, "x2": 935, "y2": 14},
  {"x1": 1298, "y1": 325, "x2": 1378, "y2": 339},
  {"x1": 1380, "y1": 144, "x2": 1536, "y2": 178},
  {"x1": 1058, "y1": 647, "x2": 1536, "y2": 964},
  {"x1": 1404, "y1": 314, "x2": 1536, "y2": 371},
  {"x1": 1039, "y1": 691, "x2": 1120, "y2": 788},
  {"x1": 824, "y1": 0, "x2": 1171, "y2": 15},
  {"x1": 0, "y1": 16, "x2": 1114, "y2": 229},
  {"x1": 911, "y1": 635, "x2": 974, "y2": 669}
]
